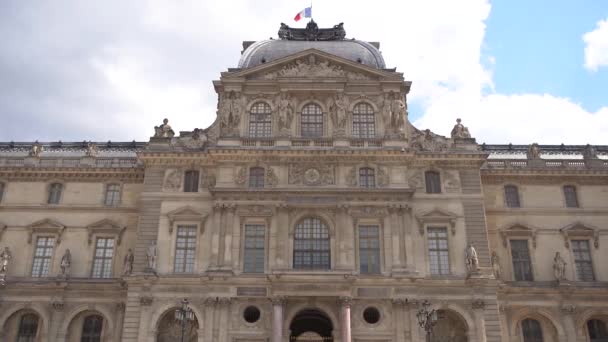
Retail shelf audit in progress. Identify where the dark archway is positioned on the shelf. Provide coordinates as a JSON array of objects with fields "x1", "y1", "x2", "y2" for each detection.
[{"x1": 289, "y1": 309, "x2": 333, "y2": 341}]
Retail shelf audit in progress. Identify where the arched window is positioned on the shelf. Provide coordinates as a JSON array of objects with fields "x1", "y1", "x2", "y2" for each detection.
[
  {"x1": 301, "y1": 104, "x2": 323, "y2": 138},
  {"x1": 522, "y1": 318, "x2": 544, "y2": 342},
  {"x1": 157, "y1": 308, "x2": 199, "y2": 342},
  {"x1": 294, "y1": 217, "x2": 330, "y2": 270},
  {"x1": 48, "y1": 183, "x2": 63, "y2": 204},
  {"x1": 587, "y1": 319, "x2": 608, "y2": 342},
  {"x1": 104, "y1": 183, "x2": 121, "y2": 206},
  {"x1": 249, "y1": 167, "x2": 265, "y2": 188},
  {"x1": 249, "y1": 102, "x2": 272, "y2": 138},
  {"x1": 352, "y1": 103, "x2": 375, "y2": 138},
  {"x1": 17, "y1": 313, "x2": 39, "y2": 342},
  {"x1": 425, "y1": 171, "x2": 441, "y2": 194},
  {"x1": 359, "y1": 167, "x2": 375, "y2": 188},
  {"x1": 504, "y1": 185, "x2": 521, "y2": 208},
  {"x1": 81, "y1": 315, "x2": 104, "y2": 342}
]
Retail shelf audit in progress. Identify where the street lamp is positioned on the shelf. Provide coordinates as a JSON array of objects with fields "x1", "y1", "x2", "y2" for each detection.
[
  {"x1": 416, "y1": 300, "x2": 438, "y2": 342},
  {"x1": 174, "y1": 298, "x2": 195, "y2": 342}
]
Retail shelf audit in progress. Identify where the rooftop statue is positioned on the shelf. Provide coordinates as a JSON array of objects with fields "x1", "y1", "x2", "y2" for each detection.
[
  {"x1": 278, "y1": 20, "x2": 346, "y2": 41},
  {"x1": 450, "y1": 118, "x2": 472, "y2": 139},
  {"x1": 154, "y1": 118, "x2": 175, "y2": 138},
  {"x1": 526, "y1": 143, "x2": 541, "y2": 159}
]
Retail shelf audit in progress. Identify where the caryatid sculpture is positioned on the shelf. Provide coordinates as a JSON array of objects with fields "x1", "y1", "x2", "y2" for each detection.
[
  {"x1": 219, "y1": 91, "x2": 244, "y2": 136},
  {"x1": 491, "y1": 251, "x2": 502, "y2": 280},
  {"x1": 382, "y1": 92, "x2": 406, "y2": 136},
  {"x1": 465, "y1": 244, "x2": 479, "y2": 273},
  {"x1": 60, "y1": 249, "x2": 72, "y2": 277},
  {"x1": 147, "y1": 241, "x2": 158, "y2": 272},
  {"x1": 327, "y1": 93, "x2": 348, "y2": 134},
  {"x1": 0, "y1": 246, "x2": 12, "y2": 284},
  {"x1": 123, "y1": 248, "x2": 134, "y2": 276},
  {"x1": 553, "y1": 252, "x2": 567, "y2": 281},
  {"x1": 278, "y1": 92, "x2": 295, "y2": 134}
]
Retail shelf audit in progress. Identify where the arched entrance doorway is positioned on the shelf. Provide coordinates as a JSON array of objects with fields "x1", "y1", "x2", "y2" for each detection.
[
  {"x1": 431, "y1": 310, "x2": 468, "y2": 342},
  {"x1": 289, "y1": 309, "x2": 333, "y2": 341}
]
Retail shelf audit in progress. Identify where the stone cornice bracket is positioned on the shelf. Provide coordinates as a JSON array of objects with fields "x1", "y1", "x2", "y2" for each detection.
[
  {"x1": 86, "y1": 219, "x2": 127, "y2": 245},
  {"x1": 391, "y1": 298, "x2": 408, "y2": 306},
  {"x1": 27, "y1": 218, "x2": 67, "y2": 244},
  {"x1": 202, "y1": 297, "x2": 218, "y2": 307},
  {"x1": 560, "y1": 304, "x2": 576, "y2": 315},
  {"x1": 338, "y1": 296, "x2": 353, "y2": 308},
  {"x1": 115, "y1": 302, "x2": 126, "y2": 312},
  {"x1": 560, "y1": 222, "x2": 600, "y2": 249},
  {"x1": 0, "y1": 222, "x2": 7, "y2": 242},
  {"x1": 499, "y1": 223, "x2": 537, "y2": 248},
  {"x1": 51, "y1": 301, "x2": 65, "y2": 311},
  {"x1": 270, "y1": 296, "x2": 287, "y2": 306},
  {"x1": 415, "y1": 208, "x2": 458, "y2": 235},
  {"x1": 471, "y1": 299, "x2": 485, "y2": 310},
  {"x1": 217, "y1": 297, "x2": 232, "y2": 306},
  {"x1": 140, "y1": 296, "x2": 153, "y2": 306},
  {"x1": 166, "y1": 206, "x2": 209, "y2": 234}
]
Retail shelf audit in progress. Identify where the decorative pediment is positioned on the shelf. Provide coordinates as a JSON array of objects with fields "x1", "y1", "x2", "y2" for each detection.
[
  {"x1": 228, "y1": 49, "x2": 396, "y2": 81},
  {"x1": 415, "y1": 208, "x2": 458, "y2": 235},
  {"x1": 27, "y1": 218, "x2": 67, "y2": 244},
  {"x1": 560, "y1": 222, "x2": 600, "y2": 249},
  {"x1": 166, "y1": 206, "x2": 209, "y2": 233},
  {"x1": 499, "y1": 223, "x2": 537, "y2": 248},
  {"x1": 86, "y1": 219, "x2": 126, "y2": 245}
]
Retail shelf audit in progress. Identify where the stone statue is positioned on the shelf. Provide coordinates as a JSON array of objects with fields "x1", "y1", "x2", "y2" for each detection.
[
  {"x1": 0, "y1": 246, "x2": 10, "y2": 285},
  {"x1": 491, "y1": 252, "x2": 502, "y2": 280},
  {"x1": 382, "y1": 92, "x2": 406, "y2": 136},
  {"x1": 327, "y1": 93, "x2": 348, "y2": 132},
  {"x1": 60, "y1": 249, "x2": 72, "y2": 277},
  {"x1": 154, "y1": 118, "x2": 175, "y2": 138},
  {"x1": 553, "y1": 252, "x2": 567, "y2": 281},
  {"x1": 85, "y1": 142, "x2": 98, "y2": 157},
  {"x1": 450, "y1": 118, "x2": 472, "y2": 139},
  {"x1": 465, "y1": 244, "x2": 479, "y2": 273},
  {"x1": 29, "y1": 141, "x2": 43, "y2": 157},
  {"x1": 219, "y1": 91, "x2": 244, "y2": 136},
  {"x1": 527, "y1": 143, "x2": 541, "y2": 159},
  {"x1": 123, "y1": 248, "x2": 134, "y2": 276},
  {"x1": 146, "y1": 241, "x2": 157, "y2": 271},
  {"x1": 583, "y1": 144, "x2": 598, "y2": 160},
  {"x1": 278, "y1": 92, "x2": 295, "y2": 133}
]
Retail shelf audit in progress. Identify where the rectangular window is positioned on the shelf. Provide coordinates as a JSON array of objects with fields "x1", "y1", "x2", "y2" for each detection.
[
  {"x1": 174, "y1": 226, "x2": 197, "y2": 273},
  {"x1": 91, "y1": 238, "x2": 114, "y2": 278},
  {"x1": 243, "y1": 224, "x2": 265, "y2": 273},
  {"x1": 359, "y1": 225, "x2": 380, "y2": 274},
  {"x1": 184, "y1": 170, "x2": 200, "y2": 192},
  {"x1": 0, "y1": 182, "x2": 5, "y2": 203},
  {"x1": 104, "y1": 184, "x2": 121, "y2": 206},
  {"x1": 425, "y1": 171, "x2": 441, "y2": 194},
  {"x1": 572, "y1": 240, "x2": 594, "y2": 281},
  {"x1": 510, "y1": 239, "x2": 533, "y2": 281},
  {"x1": 564, "y1": 185, "x2": 579, "y2": 208},
  {"x1": 504, "y1": 185, "x2": 521, "y2": 208},
  {"x1": 31, "y1": 237, "x2": 55, "y2": 277},
  {"x1": 427, "y1": 227, "x2": 449, "y2": 275},
  {"x1": 48, "y1": 183, "x2": 63, "y2": 204},
  {"x1": 249, "y1": 167, "x2": 265, "y2": 188}
]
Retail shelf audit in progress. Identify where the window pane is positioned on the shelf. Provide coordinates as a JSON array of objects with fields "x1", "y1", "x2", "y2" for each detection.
[
  {"x1": 510, "y1": 240, "x2": 533, "y2": 281},
  {"x1": 91, "y1": 238, "x2": 114, "y2": 278},
  {"x1": 427, "y1": 227, "x2": 449, "y2": 275},
  {"x1": 249, "y1": 167, "x2": 265, "y2": 188},
  {"x1": 359, "y1": 168, "x2": 376, "y2": 188},
  {"x1": 249, "y1": 102, "x2": 272, "y2": 138},
  {"x1": 294, "y1": 218, "x2": 330, "y2": 270},
  {"x1": 352, "y1": 103, "x2": 375, "y2": 138},
  {"x1": 505, "y1": 185, "x2": 521, "y2": 208},
  {"x1": 425, "y1": 171, "x2": 441, "y2": 194},
  {"x1": 572, "y1": 240, "x2": 594, "y2": 281},
  {"x1": 359, "y1": 225, "x2": 380, "y2": 274},
  {"x1": 301, "y1": 104, "x2": 323, "y2": 137},
  {"x1": 588, "y1": 319, "x2": 608, "y2": 340},
  {"x1": 564, "y1": 185, "x2": 579, "y2": 208},
  {"x1": 17, "y1": 314, "x2": 39, "y2": 342},
  {"x1": 48, "y1": 183, "x2": 63, "y2": 204},
  {"x1": 31, "y1": 237, "x2": 55, "y2": 277},
  {"x1": 183, "y1": 170, "x2": 199, "y2": 192},
  {"x1": 244, "y1": 224, "x2": 265, "y2": 273},
  {"x1": 81, "y1": 315, "x2": 103, "y2": 342},
  {"x1": 522, "y1": 319, "x2": 543, "y2": 342},
  {"x1": 174, "y1": 226, "x2": 197, "y2": 273},
  {"x1": 104, "y1": 184, "x2": 121, "y2": 206}
]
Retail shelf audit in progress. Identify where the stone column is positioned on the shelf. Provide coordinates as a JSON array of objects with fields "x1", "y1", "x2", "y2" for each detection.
[
  {"x1": 472, "y1": 300, "x2": 487, "y2": 342},
  {"x1": 50, "y1": 301, "x2": 66, "y2": 341},
  {"x1": 392, "y1": 299, "x2": 408, "y2": 342},
  {"x1": 217, "y1": 298, "x2": 231, "y2": 342},
  {"x1": 271, "y1": 296, "x2": 286, "y2": 342},
  {"x1": 339, "y1": 297, "x2": 352, "y2": 342},
  {"x1": 202, "y1": 297, "x2": 217, "y2": 342},
  {"x1": 560, "y1": 305, "x2": 578, "y2": 342},
  {"x1": 407, "y1": 300, "x2": 421, "y2": 342}
]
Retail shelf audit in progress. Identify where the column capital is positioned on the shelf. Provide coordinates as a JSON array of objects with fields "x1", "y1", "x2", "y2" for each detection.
[
  {"x1": 471, "y1": 299, "x2": 485, "y2": 310},
  {"x1": 270, "y1": 296, "x2": 287, "y2": 306},
  {"x1": 202, "y1": 297, "x2": 218, "y2": 306},
  {"x1": 338, "y1": 296, "x2": 353, "y2": 308}
]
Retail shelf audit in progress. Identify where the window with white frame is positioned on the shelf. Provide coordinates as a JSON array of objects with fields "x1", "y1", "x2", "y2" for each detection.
[
  {"x1": 243, "y1": 224, "x2": 265, "y2": 273},
  {"x1": 294, "y1": 217, "x2": 330, "y2": 270},
  {"x1": 301, "y1": 103, "x2": 323, "y2": 138},
  {"x1": 48, "y1": 183, "x2": 63, "y2": 204},
  {"x1": 104, "y1": 183, "x2": 121, "y2": 206},
  {"x1": 510, "y1": 239, "x2": 533, "y2": 281},
  {"x1": 352, "y1": 103, "x2": 375, "y2": 138},
  {"x1": 427, "y1": 227, "x2": 449, "y2": 275},
  {"x1": 571, "y1": 239, "x2": 594, "y2": 281},
  {"x1": 359, "y1": 225, "x2": 380, "y2": 274},
  {"x1": 91, "y1": 237, "x2": 114, "y2": 278},
  {"x1": 31, "y1": 236, "x2": 55, "y2": 277},
  {"x1": 174, "y1": 225, "x2": 197, "y2": 273},
  {"x1": 249, "y1": 102, "x2": 272, "y2": 138}
]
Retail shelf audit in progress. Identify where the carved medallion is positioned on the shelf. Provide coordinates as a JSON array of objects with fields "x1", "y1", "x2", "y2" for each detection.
[{"x1": 303, "y1": 168, "x2": 321, "y2": 185}]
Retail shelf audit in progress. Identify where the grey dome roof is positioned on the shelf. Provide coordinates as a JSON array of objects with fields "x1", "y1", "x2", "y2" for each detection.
[{"x1": 238, "y1": 39, "x2": 386, "y2": 69}]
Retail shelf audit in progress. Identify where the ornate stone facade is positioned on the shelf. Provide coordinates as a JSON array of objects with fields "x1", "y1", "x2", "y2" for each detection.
[{"x1": 0, "y1": 21, "x2": 607, "y2": 342}]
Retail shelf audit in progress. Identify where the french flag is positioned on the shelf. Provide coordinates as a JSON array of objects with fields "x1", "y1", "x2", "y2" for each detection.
[{"x1": 294, "y1": 7, "x2": 312, "y2": 22}]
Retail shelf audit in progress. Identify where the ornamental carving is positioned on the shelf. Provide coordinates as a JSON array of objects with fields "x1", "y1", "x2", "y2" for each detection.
[
  {"x1": 377, "y1": 167, "x2": 390, "y2": 187},
  {"x1": 234, "y1": 167, "x2": 247, "y2": 186},
  {"x1": 407, "y1": 170, "x2": 424, "y2": 190},
  {"x1": 219, "y1": 91, "x2": 245, "y2": 137},
  {"x1": 327, "y1": 93, "x2": 349, "y2": 136},
  {"x1": 163, "y1": 169, "x2": 182, "y2": 191},
  {"x1": 85, "y1": 142, "x2": 98, "y2": 157},
  {"x1": 177, "y1": 128, "x2": 208, "y2": 150},
  {"x1": 451, "y1": 118, "x2": 472, "y2": 139},
  {"x1": 265, "y1": 167, "x2": 279, "y2": 187},
  {"x1": 277, "y1": 92, "x2": 295, "y2": 136},
  {"x1": 259, "y1": 55, "x2": 371, "y2": 80},
  {"x1": 381, "y1": 92, "x2": 407, "y2": 138},
  {"x1": 346, "y1": 167, "x2": 357, "y2": 186},
  {"x1": 443, "y1": 170, "x2": 461, "y2": 193},
  {"x1": 201, "y1": 168, "x2": 216, "y2": 188},
  {"x1": 410, "y1": 128, "x2": 449, "y2": 152},
  {"x1": 289, "y1": 164, "x2": 335, "y2": 186},
  {"x1": 29, "y1": 141, "x2": 43, "y2": 157},
  {"x1": 526, "y1": 143, "x2": 541, "y2": 159}
]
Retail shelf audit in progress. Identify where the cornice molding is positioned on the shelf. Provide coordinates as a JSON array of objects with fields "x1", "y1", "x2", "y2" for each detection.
[
  {"x1": 166, "y1": 206, "x2": 209, "y2": 233},
  {"x1": 0, "y1": 167, "x2": 144, "y2": 182},
  {"x1": 26, "y1": 218, "x2": 67, "y2": 244},
  {"x1": 86, "y1": 219, "x2": 127, "y2": 245}
]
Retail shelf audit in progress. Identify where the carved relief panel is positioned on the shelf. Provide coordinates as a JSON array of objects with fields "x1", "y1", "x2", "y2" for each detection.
[{"x1": 289, "y1": 164, "x2": 335, "y2": 186}]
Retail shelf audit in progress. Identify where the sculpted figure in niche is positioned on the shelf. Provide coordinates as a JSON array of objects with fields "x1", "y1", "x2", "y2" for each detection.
[
  {"x1": 527, "y1": 143, "x2": 541, "y2": 159},
  {"x1": 147, "y1": 241, "x2": 157, "y2": 272},
  {"x1": 382, "y1": 92, "x2": 406, "y2": 136},
  {"x1": 583, "y1": 144, "x2": 598, "y2": 160},
  {"x1": 278, "y1": 92, "x2": 295, "y2": 133},
  {"x1": 0, "y1": 246, "x2": 11, "y2": 274},
  {"x1": 491, "y1": 252, "x2": 502, "y2": 280},
  {"x1": 450, "y1": 118, "x2": 472, "y2": 139},
  {"x1": 553, "y1": 252, "x2": 567, "y2": 281},
  {"x1": 60, "y1": 249, "x2": 72, "y2": 277},
  {"x1": 154, "y1": 118, "x2": 175, "y2": 138},
  {"x1": 465, "y1": 244, "x2": 479, "y2": 273},
  {"x1": 219, "y1": 91, "x2": 243, "y2": 135},
  {"x1": 327, "y1": 93, "x2": 348, "y2": 132},
  {"x1": 86, "y1": 142, "x2": 98, "y2": 157},
  {"x1": 123, "y1": 248, "x2": 134, "y2": 276}
]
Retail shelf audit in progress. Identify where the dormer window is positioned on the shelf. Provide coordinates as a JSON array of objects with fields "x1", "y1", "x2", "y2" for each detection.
[
  {"x1": 249, "y1": 102, "x2": 272, "y2": 138},
  {"x1": 352, "y1": 103, "x2": 375, "y2": 139},
  {"x1": 301, "y1": 103, "x2": 323, "y2": 138}
]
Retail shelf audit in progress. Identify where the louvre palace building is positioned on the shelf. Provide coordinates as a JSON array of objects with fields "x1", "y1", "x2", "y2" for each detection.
[{"x1": 1, "y1": 21, "x2": 608, "y2": 342}]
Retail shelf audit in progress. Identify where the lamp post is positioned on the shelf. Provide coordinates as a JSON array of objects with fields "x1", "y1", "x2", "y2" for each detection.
[
  {"x1": 416, "y1": 300, "x2": 438, "y2": 342},
  {"x1": 174, "y1": 298, "x2": 195, "y2": 342}
]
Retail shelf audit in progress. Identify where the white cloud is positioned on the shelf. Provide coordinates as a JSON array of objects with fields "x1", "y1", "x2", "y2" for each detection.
[{"x1": 583, "y1": 18, "x2": 608, "y2": 72}]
